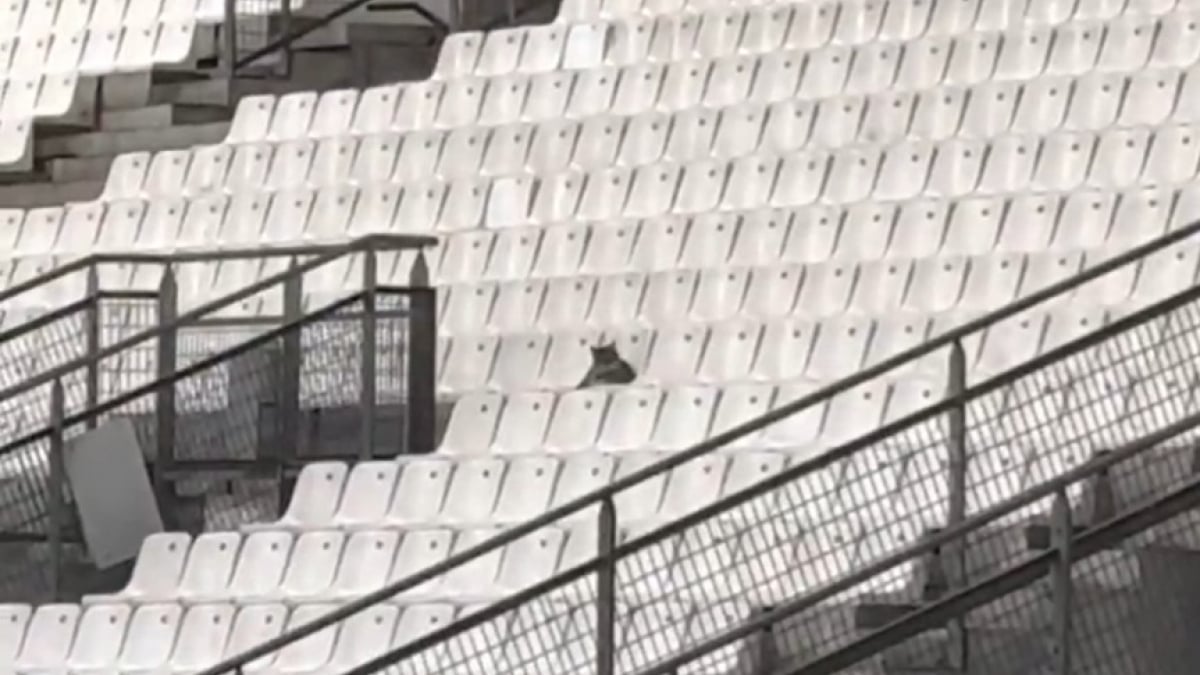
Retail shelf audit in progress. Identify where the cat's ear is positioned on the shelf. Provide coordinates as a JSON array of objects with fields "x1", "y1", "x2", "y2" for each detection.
[{"x1": 590, "y1": 345, "x2": 603, "y2": 356}]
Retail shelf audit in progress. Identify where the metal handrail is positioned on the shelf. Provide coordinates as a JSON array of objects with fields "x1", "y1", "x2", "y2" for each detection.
[
  {"x1": 788, "y1": 438, "x2": 1200, "y2": 675},
  {"x1": 0, "y1": 289, "x2": 381, "y2": 545},
  {"x1": 344, "y1": 240, "x2": 1200, "y2": 675},
  {"x1": 0, "y1": 296, "x2": 95, "y2": 347},
  {"x1": 37, "y1": 291, "x2": 368, "y2": 440},
  {"x1": 235, "y1": 1, "x2": 449, "y2": 70},
  {"x1": 194, "y1": 219, "x2": 1200, "y2": 675},
  {"x1": 644, "y1": 400, "x2": 1200, "y2": 675},
  {"x1": 0, "y1": 234, "x2": 434, "y2": 455}
]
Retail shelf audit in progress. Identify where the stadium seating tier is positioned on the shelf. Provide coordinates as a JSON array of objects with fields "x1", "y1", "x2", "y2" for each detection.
[{"x1": 6, "y1": 0, "x2": 1200, "y2": 671}]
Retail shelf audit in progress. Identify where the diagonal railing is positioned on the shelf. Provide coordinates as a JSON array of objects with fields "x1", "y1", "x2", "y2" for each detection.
[
  {"x1": 197, "y1": 216, "x2": 1200, "y2": 675},
  {"x1": 0, "y1": 234, "x2": 438, "y2": 600},
  {"x1": 628, "y1": 269, "x2": 1200, "y2": 675},
  {"x1": 0, "y1": 234, "x2": 435, "y2": 538},
  {"x1": 346, "y1": 240, "x2": 1200, "y2": 675},
  {"x1": 672, "y1": 408, "x2": 1200, "y2": 675},
  {"x1": 0, "y1": 234, "x2": 434, "y2": 449}
]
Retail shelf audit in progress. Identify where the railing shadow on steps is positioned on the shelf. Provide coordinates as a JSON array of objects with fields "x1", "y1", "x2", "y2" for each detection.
[
  {"x1": 194, "y1": 217, "x2": 1200, "y2": 675},
  {"x1": 226, "y1": 0, "x2": 447, "y2": 79},
  {"x1": 219, "y1": 0, "x2": 558, "y2": 101}
]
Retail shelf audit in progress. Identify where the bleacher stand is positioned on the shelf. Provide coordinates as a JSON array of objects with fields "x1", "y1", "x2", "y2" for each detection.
[
  {"x1": 0, "y1": 0, "x2": 300, "y2": 165},
  {"x1": 5, "y1": 0, "x2": 1200, "y2": 671}
]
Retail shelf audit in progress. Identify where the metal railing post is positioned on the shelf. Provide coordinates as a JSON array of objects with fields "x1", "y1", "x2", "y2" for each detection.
[
  {"x1": 278, "y1": 260, "x2": 303, "y2": 512},
  {"x1": 944, "y1": 340, "x2": 969, "y2": 671},
  {"x1": 47, "y1": 379, "x2": 65, "y2": 601},
  {"x1": 154, "y1": 269, "x2": 178, "y2": 522},
  {"x1": 405, "y1": 251, "x2": 436, "y2": 455},
  {"x1": 359, "y1": 249, "x2": 378, "y2": 460},
  {"x1": 1050, "y1": 489, "x2": 1074, "y2": 675},
  {"x1": 223, "y1": 0, "x2": 238, "y2": 108},
  {"x1": 279, "y1": 0, "x2": 293, "y2": 77},
  {"x1": 597, "y1": 498, "x2": 617, "y2": 675},
  {"x1": 84, "y1": 265, "x2": 100, "y2": 427}
]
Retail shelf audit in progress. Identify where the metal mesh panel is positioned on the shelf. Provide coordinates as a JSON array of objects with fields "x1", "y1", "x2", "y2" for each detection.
[
  {"x1": 381, "y1": 291, "x2": 1200, "y2": 674},
  {"x1": 638, "y1": 297, "x2": 1200, "y2": 674},
  {"x1": 759, "y1": 436, "x2": 1200, "y2": 675},
  {"x1": 0, "y1": 279, "x2": 414, "y2": 600},
  {"x1": 0, "y1": 310, "x2": 86, "y2": 389},
  {"x1": 0, "y1": 298, "x2": 158, "y2": 539}
]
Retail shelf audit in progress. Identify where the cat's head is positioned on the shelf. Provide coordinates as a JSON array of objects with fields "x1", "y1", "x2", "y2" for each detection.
[{"x1": 590, "y1": 342, "x2": 621, "y2": 363}]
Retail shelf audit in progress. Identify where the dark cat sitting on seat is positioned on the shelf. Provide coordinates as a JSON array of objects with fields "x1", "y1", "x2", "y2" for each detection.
[{"x1": 578, "y1": 343, "x2": 637, "y2": 388}]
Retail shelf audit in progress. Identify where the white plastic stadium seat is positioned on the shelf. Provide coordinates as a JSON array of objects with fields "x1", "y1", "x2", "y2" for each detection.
[{"x1": 82, "y1": 532, "x2": 192, "y2": 604}]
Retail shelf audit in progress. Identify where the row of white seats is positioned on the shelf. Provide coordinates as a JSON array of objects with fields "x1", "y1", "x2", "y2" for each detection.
[
  {"x1": 554, "y1": 0, "x2": 1186, "y2": 24},
  {"x1": 0, "y1": 245, "x2": 1146, "y2": 379},
  {"x1": 0, "y1": 242, "x2": 1179, "y2": 365},
  {"x1": 80, "y1": 67, "x2": 1200, "y2": 205},
  {"x1": 0, "y1": 0, "x2": 209, "y2": 39},
  {"x1": 78, "y1": 454, "x2": 787, "y2": 602},
  {"x1": 0, "y1": 74, "x2": 73, "y2": 134},
  {"x1": 444, "y1": 0, "x2": 1194, "y2": 81},
  {"x1": 89, "y1": 450, "x2": 961, "y2": 606},
  {"x1": 20, "y1": 126, "x2": 1200, "y2": 241},
  {"x1": 436, "y1": 379, "x2": 953, "y2": 457},
  {"x1": 422, "y1": 189, "x2": 1180, "y2": 284},
  {"x1": 0, "y1": 20, "x2": 196, "y2": 81},
  {"x1": 225, "y1": 26, "x2": 1200, "y2": 143},
  {"x1": 165, "y1": 84, "x2": 1200, "y2": 199},
  {"x1": 0, "y1": 20, "x2": 194, "y2": 160},
  {"x1": 80, "y1": 516, "x2": 920, "y2": 610},
  {"x1": 438, "y1": 381, "x2": 1128, "y2": 474},
  {"x1": 0, "y1": 236, "x2": 1161, "y2": 336},
  {"x1": 3, "y1": 597, "x2": 751, "y2": 674},
  {"x1": 429, "y1": 245, "x2": 1187, "y2": 335},
  {"x1": 23, "y1": 433, "x2": 1132, "y2": 674},
  {"x1": 0, "y1": 179, "x2": 1185, "y2": 282},
  {"x1": 0, "y1": 0, "x2": 278, "y2": 38},
  {"x1": 436, "y1": 329, "x2": 1176, "y2": 454},
  {"x1": 85, "y1": 442, "x2": 1097, "y2": 610},
  {"x1": 0, "y1": 0, "x2": 1186, "y2": 157},
  {"x1": 168, "y1": 122, "x2": 1200, "y2": 209},
  {"x1": 433, "y1": 300, "x2": 1109, "y2": 394}
]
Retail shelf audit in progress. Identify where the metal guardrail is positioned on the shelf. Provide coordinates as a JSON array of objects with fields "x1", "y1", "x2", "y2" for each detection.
[
  {"x1": 0, "y1": 234, "x2": 437, "y2": 601},
  {"x1": 0, "y1": 234, "x2": 434, "y2": 434},
  {"x1": 347, "y1": 237, "x2": 1200, "y2": 675},
  {"x1": 194, "y1": 214, "x2": 1200, "y2": 674},
  {"x1": 737, "y1": 412, "x2": 1200, "y2": 675},
  {"x1": 639, "y1": 273, "x2": 1200, "y2": 674}
]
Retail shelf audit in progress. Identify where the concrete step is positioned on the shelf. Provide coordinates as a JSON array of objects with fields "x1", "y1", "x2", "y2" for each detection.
[
  {"x1": 46, "y1": 155, "x2": 112, "y2": 183},
  {"x1": 100, "y1": 104, "x2": 228, "y2": 132},
  {"x1": 49, "y1": 153, "x2": 151, "y2": 183},
  {"x1": 0, "y1": 180, "x2": 102, "y2": 207},
  {"x1": 150, "y1": 69, "x2": 212, "y2": 85},
  {"x1": 35, "y1": 122, "x2": 230, "y2": 159},
  {"x1": 848, "y1": 541, "x2": 1198, "y2": 675},
  {"x1": 148, "y1": 75, "x2": 328, "y2": 108},
  {"x1": 148, "y1": 78, "x2": 232, "y2": 107}
]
